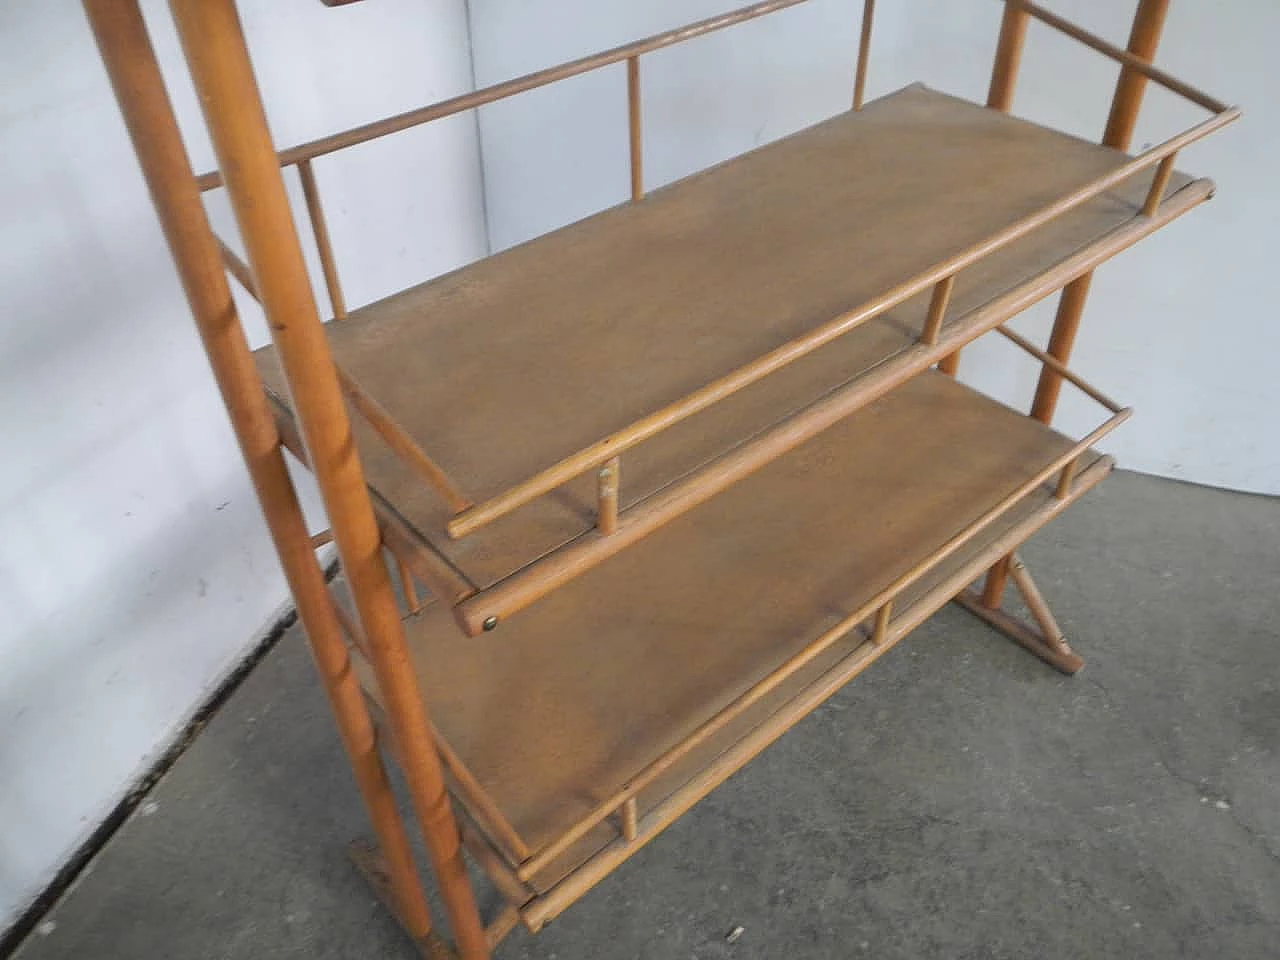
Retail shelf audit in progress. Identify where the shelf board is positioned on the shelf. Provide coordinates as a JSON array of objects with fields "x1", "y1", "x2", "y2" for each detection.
[
  {"x1": 350, "y1": 371, "x2": 1112, "y2": 917},
  {"x1": 255, "y1": 84, "x2": 1192, "y2": 597}
]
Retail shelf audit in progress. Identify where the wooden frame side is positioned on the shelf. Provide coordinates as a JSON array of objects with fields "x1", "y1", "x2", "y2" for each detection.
[
  {"x1": 80, "y1": 0, "x2": 436, "y2": 944},
  {"x1": 163, "y1": 0, "x2": 488, "y2": 956}
]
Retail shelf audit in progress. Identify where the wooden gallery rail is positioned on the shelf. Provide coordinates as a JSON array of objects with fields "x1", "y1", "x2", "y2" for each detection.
[{"x1": 83, "y1": 0, "x2": 1236, "y2": 957}]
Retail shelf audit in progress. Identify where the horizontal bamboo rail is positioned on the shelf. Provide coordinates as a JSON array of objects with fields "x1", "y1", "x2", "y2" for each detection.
[
  {"x1": 852, "y1": 0, "x2": 875, "y2": 111},
  {"x1": 515, "y1": 394, "x2": 1130, "y2": 881},
  {"x1": 334, "y1": 368, "x2": 471, "y2": 513},
  {"x1": 519, "y1": 452, "x2": 1116, "y2": 924},
  {"x1": 1011, "y1": 1, "x2": 1228, "y2": 115},
  {"x1": 446, "y1": 106, "x2": 1237, "y2": 541},
  {"x1": 216, "y1": 237, "x2": 258, "y2": 301},
  {"x1": 993, "y1": 324, "x2": 1123, "y2": 412},
  {"x1": 193, "y1": 0, "x2": 810, "y2": 192},
  {"x1": 453, "y1": 175, "x2": 1213, "y2": 635}
]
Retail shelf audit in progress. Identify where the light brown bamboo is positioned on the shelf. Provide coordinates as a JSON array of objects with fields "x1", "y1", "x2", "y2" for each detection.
[
  {"x1": 516, "y1": 413, "x2": 1127, "y2": 882},
  {"x1": 1032, "y1": 0, "x2": 1171, "y2": 426},
  {"x1": 521, "y1": 453, "x2": 1115, "y2": 930},
  {"x1": 980, "y1": 556, "x2": 1011, "y2": 609},
  {"x1": 310, "y1": 528, "x2": 334, "y2": 549},
  {"x1": 215, "y1": 235, "x2": 259, "y2": 301},
  {"x1": 428, "y1": 724, "x2": 532, "y2": 863},
  {"x1": 597, "y1": 457, "x2": 620, "y2": 535},
  {"x1": 852, "y1": 0, "x2": 875, "y2": 110},
  {"x1": 920, "y1": 274, "x2": 955, "y2": 345},
  {"x1": 944, "y1": 1, "x2": 1030, "y2": 378},
  {"x1": 620, "y1": 797, "x2": 639, "y2": 842},
  {"x1": 994, "y1": 324, "x2": 1123, "y2": 412},
  {"x1": 456, "y1": 180, "x2": 1206, "y2": 636},
  {"x1": 992, "y1": 0, "x2": 1170, "y2": 615},
  {"x1": 446, "y1": 109, "x2": 1234, "y2": 541},
  {"x1": 627, "y1": 57, "x2": 643, "y2": 202},
  {"x1": 1030, "y1": 275, "x2": 1093, "y2": 425},
  {"x1": 485, "y1": 906, "x2": 521, "y2": 951},
  {"x1": 331, "y1": 594, "x2": 372, "y2": 659},
  {"x1": 1009, "y1": 554, "x2": 1072, "y2": 657},
  {"x1": 1013, "y1": 1, "x2": 1219, "y2": 119},
  {"x1": 336, "y1": 368, "x2": 471, "y2": 514},
  {"x1": 395, "y1": 553, "x2": 421, "y2": 614},
  {"x1": 1055, "y1": 455, "x2": 1080, "y2": 499},
  {"x1": 456, "y1": 817, "x2": 533, "y2": 909},
  {"x1": 165, "y1": 3, "x2": 488, "y2": 957},
  {"x1": 296, "y1": 157, "x2": 347, "y2": 320},
  {"x1": 871, "y1": 601, "x2": 892, "y2": 646},
  {"x1": 81, "y1": 0, "x2": 434, "y2": 941},
  {"x1": 267, "y1": 393, "x2": 477, "y2": 604},
  {"x1": 953, "y1": 591, "x2": 1084, "y2": 674},
  {"x1": 988, "y1": 3, "x2": 1030, "y2": 113},
  {"x1": 194, "y1": 0, "x2": 810, "y2": 191},
  {"x1": 1143, "y1": 153, "x2": 1178, "y2": 216}
]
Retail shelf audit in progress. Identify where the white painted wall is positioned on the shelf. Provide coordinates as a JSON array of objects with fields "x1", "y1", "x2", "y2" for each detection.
[
  {"x1": 0, "y1": 0, "x2": 487, "y2": 929},
  {"x1": 467, "y1": 0, "x2": 1277, "y2": 494}
]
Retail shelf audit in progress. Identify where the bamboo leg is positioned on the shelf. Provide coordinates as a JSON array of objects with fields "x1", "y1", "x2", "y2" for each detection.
[
  {"x1": 165, "y1": 2, "x2": 488, "y2": 956},
  {"x1": 980, "y1": 555, "x2": 1011, "y2": 609},
  {"x1": 955, "y1": 552, "x2": 1083, "y2": 675},
  {"x1": 981, "y1": 1, "x2": 1172, "y2": 617},
  {"x1": 350, "y1": 841, "x2": 458, "y2": 960},
  {"x1": 81, "y1": 0, "x2": 434, "y2": 941},
  {"x1": 1102, "y1": 0, "x2": 1172, "y2": 151},
  {"x1": 1007, "y1": 555, "x2": 1075, "y2": 659},
  {"x1": 1032, "y1": 0, "x2": 1170, "y2": 424}
]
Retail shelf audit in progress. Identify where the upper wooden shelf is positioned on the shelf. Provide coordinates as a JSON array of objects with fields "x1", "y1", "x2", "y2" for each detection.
[{"x1": 254, "y1": 84, "x2": 1210, "y2": 631}]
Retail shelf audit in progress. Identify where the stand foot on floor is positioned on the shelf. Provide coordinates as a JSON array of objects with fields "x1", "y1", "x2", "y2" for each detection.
[
  {"x1": 349, "y1": 839, "x2": 459, "y2": 960},
  {"x1": 954, "y1": 553, "x2": 1085, "y2": 675}
]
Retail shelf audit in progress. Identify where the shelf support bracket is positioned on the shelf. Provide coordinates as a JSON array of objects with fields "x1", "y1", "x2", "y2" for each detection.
[{"x1": 954, "y1": 553, "x2": 1084, "y2": 675}]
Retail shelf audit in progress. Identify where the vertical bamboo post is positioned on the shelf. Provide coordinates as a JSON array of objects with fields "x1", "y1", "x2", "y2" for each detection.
[
  {"x1": 620, "y1": 797, "x2": 639, "y2": 842},
  {"x1": 164, "y1": 2, "x2": 489, "y2": 957},
  {"x1": 942, "y1": 1, "x2": 1030, "y2": 379},
  {"x1": 627, "y1": 56, "x2": 643, "y2": 202},
  {"x1": 296, "y1": 157, "x2": 347, "y2": 320},
  {"x1": 396, "y1": 552, "x2": 422, "y2": 614},
  {"x1": 1142, "y1": 152, "x2": 1178, "y2": 217},
  {"x1": 871, "y1": 601, "x2": 892, "y2": 646},
  {"x1": 1102, "y1": 0, "x2": 1172, "y2": 150},
  {"x1": 986, "y1": 0, "x2": 1169, "y2": 610},
  {"x1": 920, "y1": 274, "x2": 955, "y2": 346},
  {"x1": 852, "y1": 0, "x2": 876, "y2": 111},
  {"x1": 80, "y1": 0, "x2": 434, "y2": 941},
  {"x1": 1031, "y1": 0, "x2": 1171, "y2": 425},
  {"x1": 597, "y1": 457, "x2": 620, "y2": 535},
  {"x1": 987, "y1": 3, "x2": 1031, "y2": 113}
]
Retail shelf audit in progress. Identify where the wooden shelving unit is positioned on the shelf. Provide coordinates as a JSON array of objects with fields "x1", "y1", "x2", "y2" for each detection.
[{"x1": 85, "y1": 0, "x2": 1236, "y2": 956}]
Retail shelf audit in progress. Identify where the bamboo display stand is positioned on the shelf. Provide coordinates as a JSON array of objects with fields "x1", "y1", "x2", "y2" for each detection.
[{"x1": 84, "y1": 1, "x2": 1236, "y2": 956}]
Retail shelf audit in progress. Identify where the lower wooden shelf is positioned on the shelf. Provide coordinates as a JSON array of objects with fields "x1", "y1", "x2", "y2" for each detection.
[{"x1": 349, "y1": 369, "x2": 1116, "y2": 929}]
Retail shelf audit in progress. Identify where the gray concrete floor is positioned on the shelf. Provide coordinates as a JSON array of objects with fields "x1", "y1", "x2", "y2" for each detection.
[{"x1": 12, "y1": 471, "x2": 1280, "y2": 960}]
